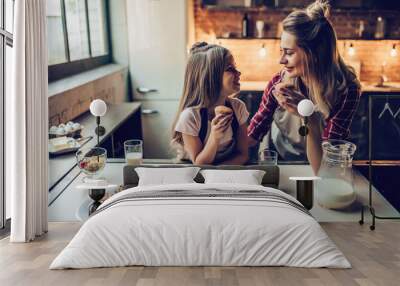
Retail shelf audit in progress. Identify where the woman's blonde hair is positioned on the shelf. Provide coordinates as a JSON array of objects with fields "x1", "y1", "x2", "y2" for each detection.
[
  {"x1": 171, "y1": 42, "x2": 230, "y2": 146},
  {"x1": 283, "y1": 0, "x2": 360, "y2": 118}
]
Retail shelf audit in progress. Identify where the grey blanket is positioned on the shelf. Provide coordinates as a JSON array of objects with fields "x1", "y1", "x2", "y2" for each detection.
[{"x1": 93, "y1": 189, "x2": 311, "y2": 217}]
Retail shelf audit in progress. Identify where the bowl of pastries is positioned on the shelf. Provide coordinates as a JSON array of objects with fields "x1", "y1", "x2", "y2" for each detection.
[
  {"x1": 49, "y1": 121, "x2": 83, "y2": 139},
  {"x1": 76, "y1": 147, "x2": 107, "y2": 177}
]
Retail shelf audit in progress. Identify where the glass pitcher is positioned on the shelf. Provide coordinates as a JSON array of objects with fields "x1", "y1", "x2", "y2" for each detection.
[{"x1": 315, "y1": 139, "x2": 357, "y2": 209}]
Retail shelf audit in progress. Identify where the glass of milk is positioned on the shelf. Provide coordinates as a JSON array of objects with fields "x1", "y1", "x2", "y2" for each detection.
[{"x1": 124, "y1": 139, "x2": 143, "y2": 165}]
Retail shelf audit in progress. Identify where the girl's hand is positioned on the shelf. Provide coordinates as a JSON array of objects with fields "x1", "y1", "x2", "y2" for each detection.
[
  {"x1": 228, "y1": 91, "x2": 240, "y2": 98},
  {"x1": 273, "y1": 83, "x2": 306, "y2": 117},
  {"x1": 210, "y1": 113, "x2": 232, "y2": 141}
]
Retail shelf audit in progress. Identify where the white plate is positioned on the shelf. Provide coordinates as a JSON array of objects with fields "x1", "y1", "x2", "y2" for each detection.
[
  {"x1": 49, "y1": 126, "x2": 84, "y2": 138},
  {"x1": 49, "y1": 139, "x2": 81, "y2": 156}
]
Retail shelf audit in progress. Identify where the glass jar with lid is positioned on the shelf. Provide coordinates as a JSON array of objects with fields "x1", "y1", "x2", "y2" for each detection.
[{"x1": 315, "y1": 139, "x2": 357, "y2": 209}]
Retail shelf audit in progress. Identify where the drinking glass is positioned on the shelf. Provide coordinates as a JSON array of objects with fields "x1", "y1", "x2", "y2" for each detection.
[
  {"x1": 258, "y1": 149, "x2": 278, "y2": 165},
  {"x1": 124, "y1": 139, "x2": 143, "y2": 165}
]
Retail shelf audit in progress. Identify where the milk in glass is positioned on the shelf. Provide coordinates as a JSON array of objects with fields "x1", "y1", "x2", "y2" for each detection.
[{"x1": 126, "y1": 152, "x2": 143, "y2": 165}]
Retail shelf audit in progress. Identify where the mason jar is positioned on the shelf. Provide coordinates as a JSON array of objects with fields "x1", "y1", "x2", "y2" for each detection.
[{"x1": 315, "y1": 139, "x2": 357, "y2": 209}]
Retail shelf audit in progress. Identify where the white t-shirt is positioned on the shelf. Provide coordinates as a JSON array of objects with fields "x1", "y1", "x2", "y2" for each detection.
[{"x1": 175, "y1": 98, "x2": 249, "y2": 157}]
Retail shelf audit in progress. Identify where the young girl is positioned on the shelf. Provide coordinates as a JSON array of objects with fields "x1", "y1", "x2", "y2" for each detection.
[{"x1": 171, "y1": 42, "x2": 249, "y2": 165}]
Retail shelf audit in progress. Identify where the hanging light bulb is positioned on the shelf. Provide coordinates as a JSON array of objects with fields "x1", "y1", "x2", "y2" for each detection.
[
  {"x1": 258, "y1": 43, "x2": 267, "y2": 58},
  {"x1": 390, "y1": 44, "x2": 397, "y2": 57},
  {"x1": 348, "y1": 43, "x2": 355, "y2": 57}
]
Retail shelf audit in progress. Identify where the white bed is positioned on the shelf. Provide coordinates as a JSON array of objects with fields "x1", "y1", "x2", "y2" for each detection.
[{"x1": 50, "y1": 183, "x2": 350, "y2": 269}]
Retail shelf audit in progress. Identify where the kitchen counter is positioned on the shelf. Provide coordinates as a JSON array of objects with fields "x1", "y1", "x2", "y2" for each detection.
[
  {"x1": 48, "y1": 162, "x2": 399, "y2": 222},
  {"x1": 361, "y1": 82, "x2": 400, "y2": 93},
  {"x1": 240, "y1": 81, "x2": 400, "y2": 93},
  {"x1": 49, "y1": 102, "x2": 142, "y2": 191}
]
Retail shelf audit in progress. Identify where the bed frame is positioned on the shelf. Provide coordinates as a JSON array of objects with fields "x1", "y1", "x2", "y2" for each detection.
[{"x1": 123, "y1": 164, "x2": 280, "y2": 189}]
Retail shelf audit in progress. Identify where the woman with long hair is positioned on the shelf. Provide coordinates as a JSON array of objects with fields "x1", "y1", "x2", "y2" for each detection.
[
  {"x1": 171, "y1": 42, "x2": 249, "y2": 165},
  {"x1": 248, "y1": 0, "x2": 361, "y2": 173}
]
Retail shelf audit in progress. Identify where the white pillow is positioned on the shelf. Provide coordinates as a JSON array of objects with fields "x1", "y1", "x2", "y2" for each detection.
[
  {"x1": 200, "y1": 169, "x2": 266, "y2": 185},
  {"x1": 135, "y1": 167, "x2": 200, "y2": 186}
]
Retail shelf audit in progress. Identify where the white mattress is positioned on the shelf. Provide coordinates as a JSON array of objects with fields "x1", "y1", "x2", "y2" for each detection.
[{"x1": 50, "y1": 183, "x2": 350, "y2": 269}]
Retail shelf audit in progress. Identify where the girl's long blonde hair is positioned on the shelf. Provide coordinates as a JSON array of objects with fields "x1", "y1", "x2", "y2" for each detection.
[
  {"x1": 283, "y1": 0, "x2": 360, "y2": 118},
  {"x1": 171, "y1": 42, "x2": 230, "y2": 146}
]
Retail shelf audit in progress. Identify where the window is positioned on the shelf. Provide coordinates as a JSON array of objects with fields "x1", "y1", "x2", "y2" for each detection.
[
  {"x1": 1, "y1": 0, "x2": 14, "y2": 232},
  {"x1": 47, "y1": 0, "x2": 67, "y2": 65},
  {"x1": 88, "y1": 0, "x2": 108, "y2": 57},
  {"x1": 47, "y1": 0, "x2": 111, "y2": 82},
  {"x1": 65, "y1": 0, "x2": 90, "y2": 61}
]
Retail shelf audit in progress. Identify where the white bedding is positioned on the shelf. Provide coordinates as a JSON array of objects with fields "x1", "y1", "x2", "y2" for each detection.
[{"x1": 50, "y1": 183, "x2": 350, "y2": 269}]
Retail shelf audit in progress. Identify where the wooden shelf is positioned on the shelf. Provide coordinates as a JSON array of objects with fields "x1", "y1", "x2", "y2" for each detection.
[
  {"x1": 216, "y1": 37, "x2": 400, "y2": 41},
  {"x1": 203, "y1": 5, "x2": 400, "y2": 13},
  {"x1": 203, "y1": 5, "x2": 273, "y2": 12},
  {"x1": 217, "y1": 37, "x2": 279, "y2": 40},
  {"x1": 353, "y1": 160, "x2": 400, "y2": 166}
]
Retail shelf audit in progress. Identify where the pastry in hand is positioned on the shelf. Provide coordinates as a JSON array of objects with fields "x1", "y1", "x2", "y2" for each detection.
[{"x1": 214, "y1": 105, "x2": 233, "y2": 116}]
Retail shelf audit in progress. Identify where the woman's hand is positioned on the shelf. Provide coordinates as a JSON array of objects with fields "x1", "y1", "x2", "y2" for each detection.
[
  {"x1": 273, "y1": 82, "x2": 306, "y2": 117},
  {"x1": 209, "y1": 113, "x2": 232, "y2": 141}
]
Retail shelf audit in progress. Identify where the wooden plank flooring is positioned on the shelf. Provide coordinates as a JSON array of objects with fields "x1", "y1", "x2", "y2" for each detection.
[{"x1": 0, "y1": 222, "x2": 399, "y2": 286}]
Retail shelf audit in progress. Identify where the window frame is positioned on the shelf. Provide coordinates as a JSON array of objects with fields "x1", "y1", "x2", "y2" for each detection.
[
  {"x1": 48, "y1": 0, "x2": 112, "y2": 82},
  {"x1": 1, "y1": 0, "x2": 13, "y2": 232}
]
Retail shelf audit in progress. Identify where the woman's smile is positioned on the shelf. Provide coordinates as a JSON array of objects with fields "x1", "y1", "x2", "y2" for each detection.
[{"x1": 285, "y1": 66, "x2": 294, "y2": 72}]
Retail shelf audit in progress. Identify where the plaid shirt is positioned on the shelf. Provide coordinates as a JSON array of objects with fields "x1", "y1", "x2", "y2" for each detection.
[{"x1": 247, "y1": 71, "x2": 361, "y2": 142}]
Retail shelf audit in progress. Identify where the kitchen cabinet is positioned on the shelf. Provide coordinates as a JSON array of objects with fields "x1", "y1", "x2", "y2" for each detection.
[
  {"x1": 126, "y1": 0, "x2": 187, "y2": 158},
  {"x1": 350, "y1": 91, "x2": 400, "y2": 161},
  {"x1": 238, "y1": 90, "x2": 263, "y2": 122},
  {"x1": 140, "y1": 100, "x2": 180, "y2": 159},
  {"x1": 355, "y1": 93, "x2": 400, "y2": 219}
]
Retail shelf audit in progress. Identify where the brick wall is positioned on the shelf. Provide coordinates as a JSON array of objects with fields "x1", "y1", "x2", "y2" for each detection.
[
  {"x1": 193, "y1": 0, "x2": 400, "y2": 82},
  {"x1": 217, "y1": 38, "x2": 400, "y2": 83}
]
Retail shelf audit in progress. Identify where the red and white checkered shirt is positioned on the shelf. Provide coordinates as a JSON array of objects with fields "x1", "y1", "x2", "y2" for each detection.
[{"x1": 247, "y1": 71, "x2": 361, "y2": 141}]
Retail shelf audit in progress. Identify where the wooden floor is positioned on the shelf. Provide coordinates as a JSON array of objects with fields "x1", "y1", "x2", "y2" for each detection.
[{"x1": 0, "y1": 222, "x2": 399, "y2": 286}]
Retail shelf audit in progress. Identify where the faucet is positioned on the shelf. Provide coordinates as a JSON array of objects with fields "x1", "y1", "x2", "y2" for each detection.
[{"x1": 376, "y1": 62, "x2": 388, "y2": 87}]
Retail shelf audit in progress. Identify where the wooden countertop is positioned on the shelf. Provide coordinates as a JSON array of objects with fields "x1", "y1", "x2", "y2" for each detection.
[
  {"x1": 360, "y1": 82, "x2": 400, "y2": 93},
  {"x1": 240, "y1": 81, "x2": 400, "y2": 93},
  {"x1": 49, "y1": 102, "x2": 141, "y2": 190},
  {"x1": 240, "y1": 81, "x2": 267, "y2": 92}
]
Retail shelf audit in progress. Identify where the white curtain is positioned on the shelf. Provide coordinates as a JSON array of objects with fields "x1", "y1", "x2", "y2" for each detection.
[{"x1": 7, "y1": 0, "x2": 48, "y2": 242}]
